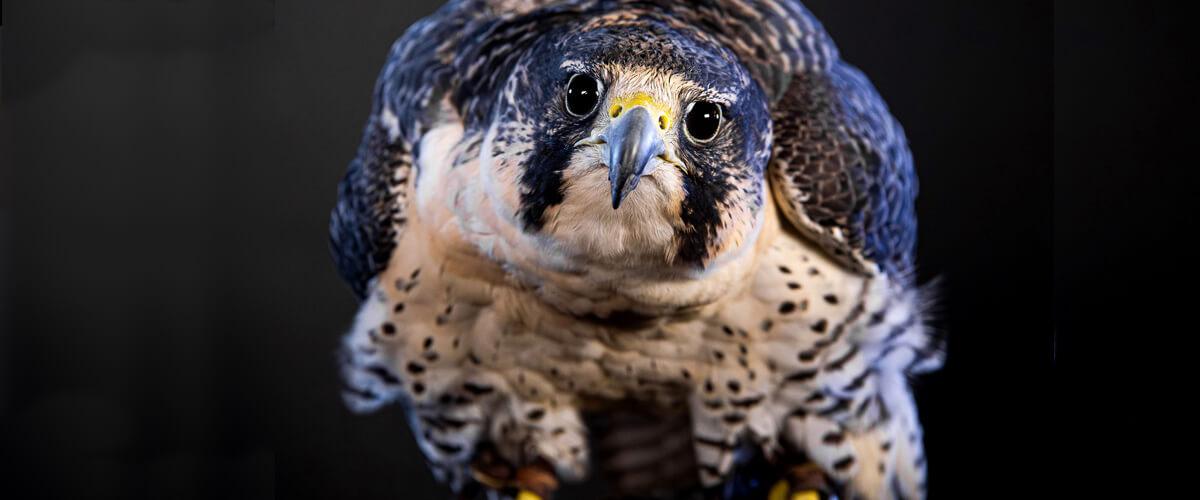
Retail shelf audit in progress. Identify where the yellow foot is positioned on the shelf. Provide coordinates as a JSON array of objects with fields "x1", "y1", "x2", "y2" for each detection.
[
  {"x1": 469, "y1": 449, "x2": 557, "y2": 499},
  {"x1": 515, "y1": 491, "x2": 544, "y2": 500},
  {"x1": 767, "y1": 480, "x2": 820, "y2": 500},
  {"x1": 769, "y1": 462, "x2": 834, "y2": 500}
]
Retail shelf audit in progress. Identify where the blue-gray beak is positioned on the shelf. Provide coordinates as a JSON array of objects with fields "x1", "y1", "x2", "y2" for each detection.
[{"x1": 604, "y1": 106, "x2": 666, "y2": 209}]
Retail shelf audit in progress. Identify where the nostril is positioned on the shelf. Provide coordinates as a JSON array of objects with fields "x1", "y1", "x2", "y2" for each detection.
[
  {"x1": 610, "y1": 105, "x2": 623, "y2": 118},
  {"x1": 658, "y1": 115, "x2": 668, "y2": 130}
]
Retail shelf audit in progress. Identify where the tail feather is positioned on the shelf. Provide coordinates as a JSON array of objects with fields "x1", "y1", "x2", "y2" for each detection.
[
  {"x1": 909, "y1": 276, "x2": 947, "y2": 375},
  {"x1": 588, "y1": 408, "x2": 699, "y2": 498}
]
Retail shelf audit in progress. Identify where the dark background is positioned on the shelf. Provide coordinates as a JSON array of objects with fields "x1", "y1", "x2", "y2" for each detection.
[{"x1": 1, "y1": 0, "x2": 1166, "y2": 498}]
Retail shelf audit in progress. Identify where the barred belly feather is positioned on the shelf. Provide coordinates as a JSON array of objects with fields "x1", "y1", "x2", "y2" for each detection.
[{"x1": 340, "y1": 172, "x2": 940, "y2": 498}]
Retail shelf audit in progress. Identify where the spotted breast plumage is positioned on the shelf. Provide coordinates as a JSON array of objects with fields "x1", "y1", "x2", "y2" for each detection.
[{"x1": 329, "y1": 1, "x2": 944, "y2": 499}]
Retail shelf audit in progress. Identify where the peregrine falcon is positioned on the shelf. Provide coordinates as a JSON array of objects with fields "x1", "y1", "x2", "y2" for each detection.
[{"x1": 329, "y1": 1, "x2": 944, "y2": 499}]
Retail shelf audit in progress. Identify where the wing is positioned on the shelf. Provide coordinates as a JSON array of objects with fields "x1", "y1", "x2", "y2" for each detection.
[
  {"x1": 330, "y1": 0, "x2": 917, "y2": 296},
  {"x1": 329, "y1": 2, "x2": 478, "y2": 299},
  {"x1": 627, "y1": 0, "x2": 919, "y2": 280},
  {"x1": 768, "y1": 62, "x2": 918, "y2": 280},
  {"x1": 329, "y1": 1, "x2": 598, "y2": 299},
  {"x1": 663, "y1": 0, "x2": 917, "y2": 280}
]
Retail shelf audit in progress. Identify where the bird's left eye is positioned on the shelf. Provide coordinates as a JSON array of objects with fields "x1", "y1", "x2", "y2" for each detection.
[
  {"x1": 684, "y1": 101, "x2": 723, "y2": 143},
  {"x1": 565, "y1": 73, "x2": 602, "y2": 117}
]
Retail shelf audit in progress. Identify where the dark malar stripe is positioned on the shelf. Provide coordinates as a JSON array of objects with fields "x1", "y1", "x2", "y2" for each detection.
[
  {"x1": 516, "y1": 133, "x2": 573, "y2": 232},
  {"x1": 672, "y1": 172, "x2": 732, "y2": 267}
]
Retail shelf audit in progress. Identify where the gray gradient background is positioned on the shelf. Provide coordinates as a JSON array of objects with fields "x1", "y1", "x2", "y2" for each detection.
[{"x1": 3, "y1": 0, "x2": 1158, "y2": 498}]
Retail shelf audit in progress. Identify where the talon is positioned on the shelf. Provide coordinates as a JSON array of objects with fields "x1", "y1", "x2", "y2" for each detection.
[{"x1": 515, "y1": 491, "x2": 543, "y2": 500}]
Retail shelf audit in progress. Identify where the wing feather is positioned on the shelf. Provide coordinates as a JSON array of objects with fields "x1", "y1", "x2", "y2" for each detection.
[
  {"x1": 768, "y1": 61, "x2": 918, "y2": 280},
  {"x1": 331, "y1": 0, "x2": 919, "y2": 294},
  {"x1": 329, "y1": 3, "x2": 482, "y2": 299},
  {"x1": 625, "y1": 0, "x2": 920, "y2": 279}
]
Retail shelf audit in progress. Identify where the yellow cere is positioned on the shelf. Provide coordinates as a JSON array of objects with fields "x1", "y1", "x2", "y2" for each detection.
[
  {"x1": 514, "y1": 491, "x2": 543, "y2": 500},
  {"x1": 609, "y1": 93, "x2": 673, "y2": 131}
]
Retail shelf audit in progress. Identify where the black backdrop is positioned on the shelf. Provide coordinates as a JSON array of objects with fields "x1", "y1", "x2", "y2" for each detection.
[{"x1": 1, "y1": 0, "x2": 1148, "y2": 498}]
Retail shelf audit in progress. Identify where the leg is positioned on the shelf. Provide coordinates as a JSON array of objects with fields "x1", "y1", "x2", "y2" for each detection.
[
  {"x1": 462, "y1": 376, "x2": 590, "y2": 499},
  {"x1": 772, "y1": 413, "x2": 925, "y2": 500},
  {"x1": 469, "y1": 449, "x2": 560, "y2": 500},
  {"x1": 768, "y1": 462, "x2": 837, "y2": 500}
]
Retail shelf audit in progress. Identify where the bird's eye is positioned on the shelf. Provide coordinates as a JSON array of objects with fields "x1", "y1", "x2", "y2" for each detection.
[
  {"x1": 684, "y1": 101, "x2": 723, "y2": 143},
  {"x1": 565, "y1": 73, "x2": 602, "y2": 117}
]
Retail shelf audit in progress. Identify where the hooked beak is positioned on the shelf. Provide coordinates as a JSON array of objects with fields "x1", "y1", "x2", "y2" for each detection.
[
  {"x1": 591, "y1": 106, "x2": 667, "y2": 209},
  {"x1": 605, "y1": 106, "x2": 665, "y2": 209},
  {"x1": 574, "y1": 97, "x2": 686, "y2": 210}
]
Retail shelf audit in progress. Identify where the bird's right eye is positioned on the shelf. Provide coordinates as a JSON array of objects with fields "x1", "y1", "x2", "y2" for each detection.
[{"x1": 565, "y1": 73, "x2": 602, "y2": 117}]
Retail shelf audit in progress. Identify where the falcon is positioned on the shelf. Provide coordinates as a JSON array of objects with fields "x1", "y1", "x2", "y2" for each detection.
[{"x1": 330, "y1": 1, "x2": 944, "y2": 498}]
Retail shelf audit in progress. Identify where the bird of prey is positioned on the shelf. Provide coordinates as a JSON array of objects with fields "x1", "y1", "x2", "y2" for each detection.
[{"x1": 330, "y1": 1, "x2": 943, "y2": 499}]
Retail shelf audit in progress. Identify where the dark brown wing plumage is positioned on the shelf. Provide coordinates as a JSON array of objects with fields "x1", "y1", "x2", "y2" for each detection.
[
  {"x1": 767, "y1": 63, "x2": 919, "y2": 280},
  {"x1": 659, "y1": 0, "x2": 919, "y2": 280},
  {"x1": 597, "y1": 0, "x2": 919, "y2": 280},
  {"x1": 329, "y1": 3, "x2": 480, "y2": 299}
]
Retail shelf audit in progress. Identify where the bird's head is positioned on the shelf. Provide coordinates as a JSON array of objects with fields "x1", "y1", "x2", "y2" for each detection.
[{"x1": 479, "y1": 17, "x2": 773, "y2": 274}]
